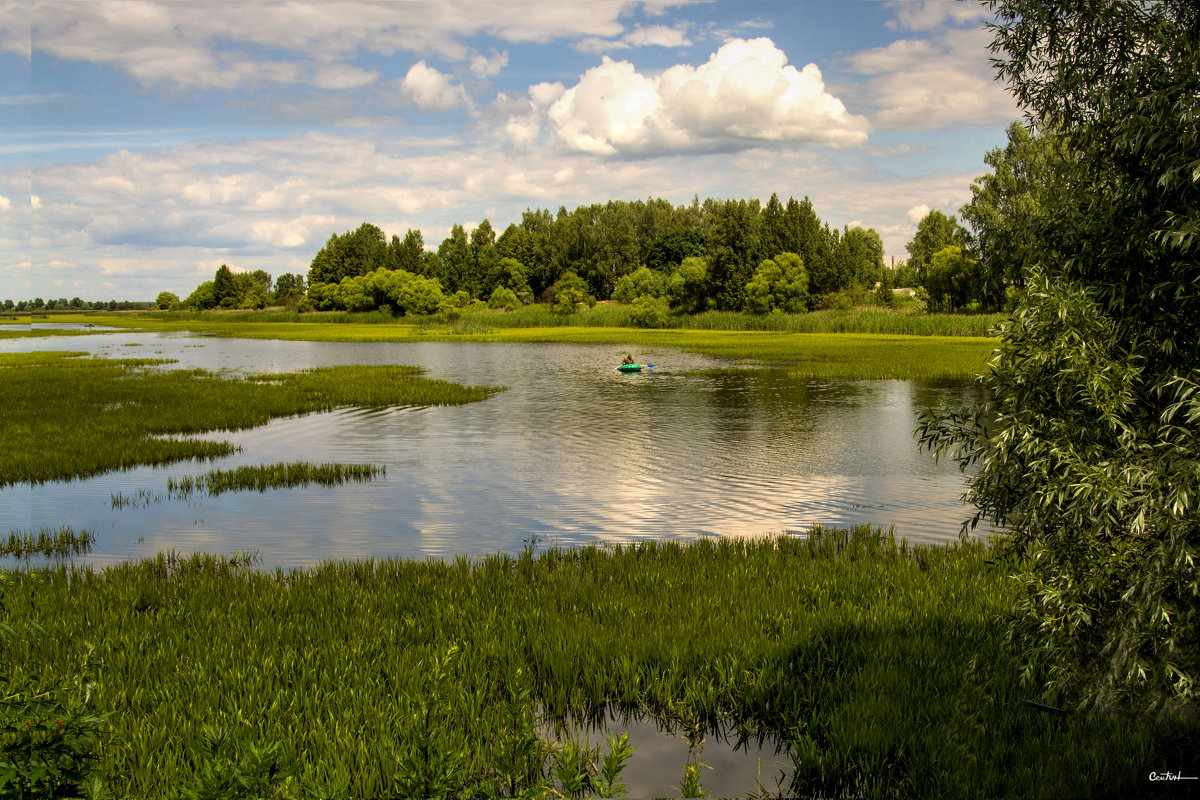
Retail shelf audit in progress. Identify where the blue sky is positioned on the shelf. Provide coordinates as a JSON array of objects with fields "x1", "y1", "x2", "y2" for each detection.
[{"x1": 0, "y1": 0, "x2": 1020, "y2": 301}]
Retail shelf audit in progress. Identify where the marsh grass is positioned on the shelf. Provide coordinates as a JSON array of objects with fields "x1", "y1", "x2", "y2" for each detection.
[
  {"x1": 3, "y1": 527, "x2": 1193, "y2": 797},
  {"x1": 1, "y1": 352, "x2": 500, "y2": 486},
  {"x1": 167, "y1": 462, "x2": 384, "y2": 497},
  {"x1": 0, "y1": 527, "x2": 95, "y2": 558},
  {"x1": 37, "y1": 311, "x2": 1000, "y2": 378}
]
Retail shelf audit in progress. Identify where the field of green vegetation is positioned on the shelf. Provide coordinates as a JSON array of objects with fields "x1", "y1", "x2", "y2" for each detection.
[
  {"x1": 4, "y1": 308, "x2": 1001, "y2": 380},
  {"x1": 0, "y1": 351, "x2": 500, "y2": 486},
  {"x1": 3, "y1": 528, "x2": 1193, "y2": 798}
]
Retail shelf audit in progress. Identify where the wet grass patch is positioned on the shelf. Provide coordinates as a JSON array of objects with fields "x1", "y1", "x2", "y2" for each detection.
[
  {"x1": 3, "y1": 527, "x2": 1193, "y2": 797},
  {"x1": 1, "y1": 527, "x2": 95, "y2": 558},
  {"x1": 1, "y1": 352, "x2": 500, "y2": 486},
  {"x1": 167, "y1": 462, "x2": 384, "y2": 497}
]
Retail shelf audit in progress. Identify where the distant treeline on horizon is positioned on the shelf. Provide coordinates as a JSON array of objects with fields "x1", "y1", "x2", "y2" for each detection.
[{"x1": 173, "y1": 193, "x2": 933, "y2": 317}]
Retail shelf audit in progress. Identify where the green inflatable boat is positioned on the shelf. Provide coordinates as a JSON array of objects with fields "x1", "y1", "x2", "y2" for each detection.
[{"x1": 617, "y1": 363, "x2": 644, "y2": 372}]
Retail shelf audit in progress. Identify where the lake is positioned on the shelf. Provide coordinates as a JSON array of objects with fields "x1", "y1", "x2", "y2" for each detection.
[{"x1": 4, "y1": 326, "x2": 982, "y2": 568}]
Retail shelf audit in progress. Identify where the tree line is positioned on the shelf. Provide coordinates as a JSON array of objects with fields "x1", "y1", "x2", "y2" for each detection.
[
  {"x1": 166, "y1": 174, "x2": 1036, "y2": 319},
  {"x1": 3, "y1": 298, "x2": 152, "y2": 312},
  {"x1": 173, "y1": 194, "x2": 899, "y2": 317}
]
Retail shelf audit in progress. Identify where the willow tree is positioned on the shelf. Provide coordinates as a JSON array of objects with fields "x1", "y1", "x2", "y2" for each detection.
[{"x1": 922, "y1": 0, "x2": 1199, "y2": 713}]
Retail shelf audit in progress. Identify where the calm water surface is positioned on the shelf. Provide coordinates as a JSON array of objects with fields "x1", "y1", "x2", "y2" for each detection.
[{"x1": 5, "y1": 327, "x2": 980, "y2": 568}]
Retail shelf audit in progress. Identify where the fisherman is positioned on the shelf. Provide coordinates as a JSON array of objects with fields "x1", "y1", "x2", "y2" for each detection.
[{"x1": 622, "y1": 353, "x2": 635, "y2": 365}]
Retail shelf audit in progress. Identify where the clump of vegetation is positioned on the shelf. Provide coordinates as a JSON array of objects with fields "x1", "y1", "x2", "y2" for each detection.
[
  {"x1": 167, "y1": 462, "x2": 383, "y2": 498},
  {"x1": 1, "y1": 527, "x2": 95, "y2": 558}
]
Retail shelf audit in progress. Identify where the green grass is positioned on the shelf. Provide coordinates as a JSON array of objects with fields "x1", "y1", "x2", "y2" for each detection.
[
  {"x1": 0, "y1": 527, "x2": 95, "y2": 558},
  {"x1": 32, "y1": 311, "x2": 1000, "y2": 379},
  {"x1": 166, "y1": 462, "x2": 384, "y2": 498},
  {"x1": 3, "y1": 528, "x2": 1193, "y2": 798},
  {"x1": 0, "y1": 352, "x2": 501, "y2": 486}
]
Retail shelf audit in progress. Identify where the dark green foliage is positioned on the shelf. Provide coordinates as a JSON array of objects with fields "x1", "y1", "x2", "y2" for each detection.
[
  {"x1": 645, "y1": 228, "x2": 705, "y2": 273},
  {"x1": 703, "y1": 198, "x2": 762, "y2": 310},
  {"x1": 212, "y1": 265, "x2": 238, "y2": 308},
  {"x1": 923, "y1": 0, "x2": 1200, "y2": 713},
  {"x1": 0, "y1": 645, "x2": 107, "y2": 799},
  {"x1": 179, "y1": 725, "x2": 296, "y2": 800},
  {"x1": 308, "y1": 223, "x2": 388, "y2": 286},
  {"x1": 271, "y1": 273, "x2": 306, "y2": 305}
]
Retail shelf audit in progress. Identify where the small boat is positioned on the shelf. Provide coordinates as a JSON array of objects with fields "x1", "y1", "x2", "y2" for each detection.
[{"x1": 617, "y1": 363, "x2": 643, "y2": 372}]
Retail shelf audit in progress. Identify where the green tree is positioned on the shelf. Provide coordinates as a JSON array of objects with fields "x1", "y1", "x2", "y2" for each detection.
[
  {"x1": 550, "y1": 271, "x2": 590, "y2": 315},
  {"x1": 612, "y1": 267, "x2": 666, "y2": 304},
  {"x1": 959, "y1": 121, "x2": 1062, "y2": 310},
  {"x1": 496, "y1": 224, "x2": 535, "y2": 272},
  {"x1": 183, "y1": 282, "x2": 216, "y2": 310},
  {"x1": 628, "y1": 294, "x2": 669, "y2": 328},
  {"x1": 645, "y1": 228, "x2": 705, "y2": 273},
  {"x1": 484, "y1": 257, "x2": 532, "y2": 304},
  {"x1": 273, "y1": 273, "x2": 306, "y2": 304},
  {"x1": 155, "y1": 291, "x2": 179, "y2": 310},
  {"x1": 919, "y1": 245, "x2": 978, "y2": 312},
  {"x1": 704, "y1": 198, "x2": 761, "y2": 310},
  {"x1": 436, "y1": 224, "x2": 472, "y2": 296},
  {"x1": 905, "y1": 211, "x2": 968, "y2": 276},
  {"x1": 836, "y1": 227, "x2": 885, "y2": 290},
  {"x1": 922, "y1": 0, "x2": 1200, "y2": 714},
  {"x1": 786, "y1": 197, "x2": 834, "y2": 295},
  {"x1": 469, "y1": 219, "x2": 497, "y2": 299},
  {"x1": 487, "y1": 286, "x2": 520, "y2": 311},
  {"x1": 666, "y1": 256, "x2": 709, "y2": 314},
  {"x1": 744, "y1": 252, "x2": 809, "y2": 314},
  {"x1": 213, "y1": 265, "x2": 238, "y2": 307}
]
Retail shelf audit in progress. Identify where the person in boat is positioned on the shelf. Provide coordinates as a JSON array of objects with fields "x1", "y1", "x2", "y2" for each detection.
[{"x1": 622, "y1": 353, "x2": 635, "y2": 365}]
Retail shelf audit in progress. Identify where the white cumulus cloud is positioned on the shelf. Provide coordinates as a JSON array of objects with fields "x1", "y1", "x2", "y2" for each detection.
[
  {"x1": 846, "y1": 27, "x2": 1017, "y2": 129},
  {"x1": 907, "y1": 204, "x2": 931, "y2": 222},
  {"x1": 469, "y1": 49, "x2": 509, "y2": 78},
  {"x1": 546, "y1": 38, "x2": 869, "y2": 156},
  {"x1": 401, "y1": 61, "x2": 471, "y2": 112}
]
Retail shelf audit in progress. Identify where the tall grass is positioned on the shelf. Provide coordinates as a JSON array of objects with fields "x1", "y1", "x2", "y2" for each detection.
[
  {"x1": 1, "y1": 352, "x2": 500, "y2": 486},
  {"x1": 49, "y1": 306, "x2": 1004, "y2": 337},
  {"x1": 3, "y1": 528, "x2": 1194, "y2": 797},
  {"x1": 166, "y1": 462, "x2": 384, "y2": 497},
  {"x1": 1, "y1": 527, "x2": 95, "y2": 558}
]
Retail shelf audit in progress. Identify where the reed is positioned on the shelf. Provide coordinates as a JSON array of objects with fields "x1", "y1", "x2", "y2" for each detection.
[
  {"x1": 0, "y1": 527, "x2": 95, "y2": 558},
  {"x1": 1, "y1": 352, "x2": 500, "y2": 486},
  {"x1": 3, "y1": 528, "x2": 1193, "y2": 797},
  {"x1": 166, "y1": 462, "x2": 384, "y2": 497}
]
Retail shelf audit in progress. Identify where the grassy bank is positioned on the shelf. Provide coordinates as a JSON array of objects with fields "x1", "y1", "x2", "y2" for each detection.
[
  {"x1": 1, "y1": 352, "x2": 500, "y2": 486},
  {"x1": 3, "y1": 528, "x2": 1193, "y2": 798},
  {"x1": 13, "y1": 310, "x2": 1000, "y2": 380}
]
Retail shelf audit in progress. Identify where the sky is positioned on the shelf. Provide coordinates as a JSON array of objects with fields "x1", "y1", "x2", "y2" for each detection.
[{"x1": 0, "y1": 0, "x2": 1021, "y2": 301}]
